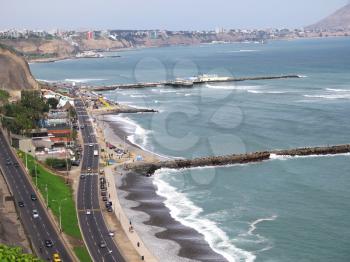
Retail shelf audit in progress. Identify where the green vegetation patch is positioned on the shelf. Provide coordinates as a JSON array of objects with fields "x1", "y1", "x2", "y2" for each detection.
[
  {"x1": 0, "y1": 244, "x2": 41, "y2": 262},
  {"x1": 73, "y1": 246, "x2": 92, "y2": 262},
  {"x1": 18, "y1": 151, "x2": 81, "y2": 239},
  {"x1": 1, "y1": 90, "x2": 49, "y2": 134},
  {"x1": 0, "y1": 90, "x2": 10, "y2": 102}
]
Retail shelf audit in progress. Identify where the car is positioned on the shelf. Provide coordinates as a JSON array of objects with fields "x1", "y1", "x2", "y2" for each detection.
[
  {"x1": 18, "y1": 201, "x2": 24, "y2": 207},
  {"x1": 52, "y1": 253, "x2": 62, "y2": 262},
  {"x1": 80, "y1": 174, "x2": 86, "y2": 179},
  {"x1": 108, "y1": 231, "x2": 115, "y2": 237},
  {"x1": 99, "y1": 241, "x2": 107, "y2": 248},
  {"x1": 86, "y1": 209, "x2": 91, "y2": 215},
  {"x1": 5, "y1": 160, "x2": 12, "y2": 166},
  {"x1": 80, "y1": 125, "x2": 84, "y2": 129},
  {"x1": 87, "y1": 167, "x2": 92, "y2": 172},
  {"x1": 101, "y1": 192, "x2": 107, "y2": 197},
  {"x1": 105, "y1": 201, "x2": 112, "y2": 208},
  {"x1": 32, "y1": 209, "x2": 39, "y2": 218},
  {"x1": 89, "y1": 144, "x2": 93, "y2": 147},
  {"x1": 31, "y1": 194, "x2": 37, "y2": 201},
  {"x1": 102, "y1": 196, "x2": 108, "y2": 202},
  {"x1": 107, "y1": 207, "x2": 113, "y2": 212},
  {"x1": 13, "y1": 162, "x2": 19, "y2": 167},
  {"x1": 44, "y1": 239, "x2": 54, "y2": 248}
]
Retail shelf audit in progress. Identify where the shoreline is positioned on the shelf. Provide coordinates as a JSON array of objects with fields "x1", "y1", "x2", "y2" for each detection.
[
  {"x1": 96, "y1": 112, "x2": 228, "y2": 261},
  {"x1": 27, "y1": 35, "x2": 350, "y2": 64}
]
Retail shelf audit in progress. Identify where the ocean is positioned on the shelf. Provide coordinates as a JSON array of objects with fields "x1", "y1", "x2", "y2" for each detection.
[{"x1": 31, "y1": 37, "x2": 350, "y2": 261}]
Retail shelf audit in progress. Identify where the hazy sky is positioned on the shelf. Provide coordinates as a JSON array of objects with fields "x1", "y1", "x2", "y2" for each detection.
[{"x1": 1, "y1": 0, "x2": 348, "y2": 30}]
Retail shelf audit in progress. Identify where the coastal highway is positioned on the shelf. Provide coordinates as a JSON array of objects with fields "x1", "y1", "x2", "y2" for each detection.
[
  {"x1": 75, "y1": 98, "x2": 125, "y2": 262},
  {"x1": 0, "y1": 130, "x2": 72, "y2": 262}
]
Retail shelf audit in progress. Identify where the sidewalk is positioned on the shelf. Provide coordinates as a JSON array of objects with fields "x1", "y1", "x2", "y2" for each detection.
[{"x1": 104, "y1": 165, "x2": 157, "y2": 262}]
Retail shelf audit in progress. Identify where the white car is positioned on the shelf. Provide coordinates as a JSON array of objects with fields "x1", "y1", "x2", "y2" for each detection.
[
  {"x1": 108, "y1": 231, "x2": 115, "y2": 237},
  {"x1": 32, "y1": 209, "x2": 39, "y2": 218},
  {"x1": 89, "y1": 144, "x2": 94, "y2": 147},
  {"x1": 86, "y1": 209, "x2": 91, "y2": 215}
]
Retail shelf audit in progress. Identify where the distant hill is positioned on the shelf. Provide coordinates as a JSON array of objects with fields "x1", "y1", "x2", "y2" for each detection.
[
  {"x1": 0, "y1": 44, "x2": 38, "y2": 98},
  {"x1": 306, "y1": 4, "x2": 350, "y2": 31}
]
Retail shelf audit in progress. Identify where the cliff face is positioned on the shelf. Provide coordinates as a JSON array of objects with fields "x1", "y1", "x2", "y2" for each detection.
[
  {"x1": 306, "y1": 4, "x2": 350, "y2": 30},
  {"x1": 0, "y1": 45, "x2": 38, "y2": 98}
]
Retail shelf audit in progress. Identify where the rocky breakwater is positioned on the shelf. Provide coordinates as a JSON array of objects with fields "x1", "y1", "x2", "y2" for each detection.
[{"x1": 127, "y1": 144, "x2": 350, "y2": 175}]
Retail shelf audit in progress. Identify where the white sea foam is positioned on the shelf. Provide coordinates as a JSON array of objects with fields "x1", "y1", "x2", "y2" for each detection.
[
  {"x1": 326, "y1": 88, "x2": 349, "y2": 92},
  {"x1": 206, "y1": 84, "x2": 259, "y2": 91},
  {"x1": 298, "y1": 75, "x2": 308, "y2": 78},
  {"x1": 184, "y1": 93, "x2": 192, "y2": 97},
  {"x1": 130, "y1": 94, "x2": 148, "y2": 98},
  {"x1": 247, "y1": 90, "x2": 287, "y2": 94},
  {"x1": 303, "y1": 94, "x2": 350, "y2": 100},
  {"x1": 247, "y1": 215, "x2": 278, "y2": 236},
  {"x1": 227, "y1": 50, "x2": 259, "y2": 53},
  {"x1": 159, "y1": 90, "x2": 178, "y2": 93},
  {"x1": 64, "y1": 78, "x2": 106, "y2": 83},
  {"x1": 154, "y1": 169, "x2": 256, "y2": 262},
  {"x1": 270, "y1": 153, "x2": 350, "y2": 161}
]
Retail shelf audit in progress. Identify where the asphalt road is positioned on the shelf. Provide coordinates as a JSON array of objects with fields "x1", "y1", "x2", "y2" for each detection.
[
  {"x1": 0, "y1": 130, "x2": 72, "y2": 262},
  {"x1": 75, "y1": 98, "x2": 125, "y2": 262}
]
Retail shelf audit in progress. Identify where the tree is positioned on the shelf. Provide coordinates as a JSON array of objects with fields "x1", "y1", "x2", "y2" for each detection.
[
  {"x1": 47, "y1": 97, "x2": 59, "y2": 109},
  {"x1": 0, "y1": 244, "x2": 41, "y2": 261}
]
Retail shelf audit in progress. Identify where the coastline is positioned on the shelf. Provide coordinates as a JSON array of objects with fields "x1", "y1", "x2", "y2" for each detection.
[
  {"x1": 96, "y1": 112, "x2": 228, "y2": 261},
  {"x1": 27, "y1": 35, "x2": 350, "y2": 64}
]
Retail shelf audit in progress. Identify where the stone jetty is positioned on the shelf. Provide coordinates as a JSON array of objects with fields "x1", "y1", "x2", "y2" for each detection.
[{"x1": 127, "y1": 144, "x2": 350, "y2": 175}]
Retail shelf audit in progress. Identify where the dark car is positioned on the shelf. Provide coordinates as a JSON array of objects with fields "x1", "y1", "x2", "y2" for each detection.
[
  {"x1": 80, "y1": 174, "x2": 86, "y2": 179},
  {"x1": 105, "y1": 201, "x2": 112, "y2": 208},
  {"x1": 31, "y1": 194, "x2": 37, "y2": 201},
  {"x1": 18, "y1": 201, "x2": 25, "y2": 207},
  {"x1": 13, "y1": 162, "x2": 19, "y2": 167},
  {"x1": 101, "y1": 192, "x2": 107, "y2": 197},
  {"x1": 102, "y1": 196, "x2": 108, "y2": 202},
  {"x1": 6, "y1": 160, "x2": 12, "y2": 166},
  {"x1": 44, "y1": 240, "x2": 54, "y2": 248}
]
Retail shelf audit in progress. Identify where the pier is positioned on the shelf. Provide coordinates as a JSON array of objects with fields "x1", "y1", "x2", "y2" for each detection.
[
  {"x1": 89, "y1": 74, "x2": 301, "y2": 91},
  {"x1": 127, "y1": 144, "x2": 350, "y2": 174}
]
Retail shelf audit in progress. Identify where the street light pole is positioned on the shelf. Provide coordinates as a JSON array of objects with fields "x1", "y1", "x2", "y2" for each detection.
[
  {"x1": 45, "y1": 184, "x2": 48, "y2": 209},
  {"x1": 34, "y1": 156, "x2": 38, "y2": 188},
  {"x1": 25, "y1": 150, "x2": 28, "y2": 170},
  {"x1": 52, "y1": 198, "x2": 67, "y2": 232}
]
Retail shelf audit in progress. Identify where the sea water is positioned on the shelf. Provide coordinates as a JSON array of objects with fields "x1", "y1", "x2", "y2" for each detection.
[{"x1": 31, "y1": 37, "x2": 350, "y2": 261}]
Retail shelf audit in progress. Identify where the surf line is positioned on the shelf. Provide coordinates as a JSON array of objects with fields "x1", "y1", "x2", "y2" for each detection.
[{"x1": 127, "y1": 144, "x2": 350, "y2": 174}]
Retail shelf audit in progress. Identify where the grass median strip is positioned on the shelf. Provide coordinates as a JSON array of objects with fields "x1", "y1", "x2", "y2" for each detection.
[
  {"x1": 74, "y1": 246, "x2": 93, "y2": 262},
  {"x1": 18, "y1": 151, "x2": 92, "y2": 261}
]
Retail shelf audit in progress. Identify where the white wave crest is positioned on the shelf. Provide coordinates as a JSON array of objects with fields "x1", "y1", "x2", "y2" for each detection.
[
  {"x1": 270, "y1": 153, "x2": 350, "y2": 161},
  {"x1": 154, "y1": 169, "x2": 256, "y2": 262},
  {"x1": 227, "y1": 50, "x2": 259, "y2": 53},
  {"x1": 326, "y1": 88, "x2": 349, "y2": 92},
  {"x1": 206, "y1": 84, "x2": 259, "y2": 91},
  {"x1": 247, "y1": 215, "x2": 278, "y2": 236},
  {"x1": 64, "y1": 78, "x2": 106, "y2": 83},
  {"x1": 130, "y1": 94, "x2": 148, "y2": 98},
  {"x1": 303, "y1": 94, "x2": 350, "y2": 100}
]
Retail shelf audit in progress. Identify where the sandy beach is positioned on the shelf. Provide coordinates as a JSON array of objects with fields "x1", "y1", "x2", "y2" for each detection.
[{"x1": 94, "y1": 112, "x2": 226, "y2": 261}]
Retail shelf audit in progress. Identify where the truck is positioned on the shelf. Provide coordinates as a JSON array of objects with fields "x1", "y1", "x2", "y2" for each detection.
[{"x1": 94, "y1": 150, "x2": 99, "y2": 156}]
